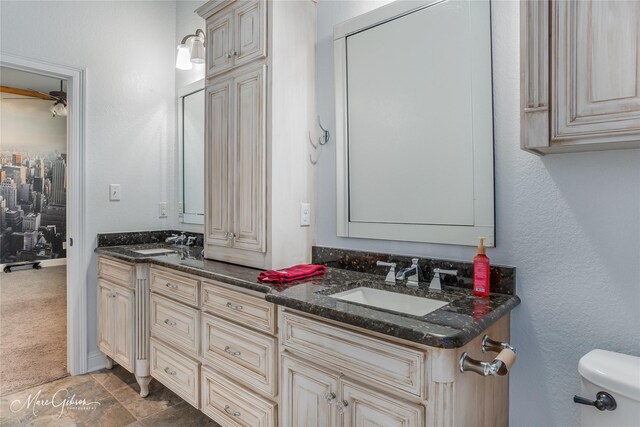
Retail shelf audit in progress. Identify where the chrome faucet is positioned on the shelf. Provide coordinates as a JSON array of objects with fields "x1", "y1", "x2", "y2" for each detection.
[
  {"x1": 165, "y1": 233, "x2": 187, "y2": 246},
  {"x1": 395, "y1": 258, "x2": 424, "y2": 287}
]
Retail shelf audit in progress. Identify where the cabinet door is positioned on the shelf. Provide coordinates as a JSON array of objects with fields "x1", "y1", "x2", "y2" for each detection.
[
  {"x1": 340, "y1": 379, "x2": 424, "y2": 427},
  {"x1": 98, "y1": 280, "x2": 114, "y2": 356},
  {"x1": 232, "y1": 65, "x2": 266, "y2": 253},
  {"x1": 552, "y1": 0, "x2": 640, "y2": 143},
  {"x1": 281, "y1": 355, "x2": 339, "y2": 427},
  {"x1": 112, "y1": 285, "x2": 135, "y2": 372},
  {"x1": 233, "y1": 0, "x2": 266, "y2": 68},
  {"x1": 206, "y1": 8, "x2": 233, "y2": 78},
  {"x1": 205, "y1": 79, "x2": 233, "y2": 249}
]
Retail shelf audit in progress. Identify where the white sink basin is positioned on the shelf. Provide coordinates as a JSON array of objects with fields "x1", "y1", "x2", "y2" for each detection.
[
  {"x1": 133, "y1": 248, "x2": 176, "y2": 255},
  {"x1": 329, "y1": 287, "x2": 448, "y2": 316}
]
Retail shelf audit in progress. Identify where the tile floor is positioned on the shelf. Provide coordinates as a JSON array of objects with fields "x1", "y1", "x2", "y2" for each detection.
[{"x1": 0, "y1": 366, "x2": 220, "y2": 427}]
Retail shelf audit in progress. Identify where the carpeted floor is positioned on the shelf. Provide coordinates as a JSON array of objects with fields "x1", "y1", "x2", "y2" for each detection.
[{"x1": 0, "y1": 265, "x2": 68, "y2": 396}]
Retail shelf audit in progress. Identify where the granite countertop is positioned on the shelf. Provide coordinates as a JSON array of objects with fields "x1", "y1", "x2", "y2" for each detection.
[{"x1": 95, "y1": 243, "x2": 520, "y2": 348}]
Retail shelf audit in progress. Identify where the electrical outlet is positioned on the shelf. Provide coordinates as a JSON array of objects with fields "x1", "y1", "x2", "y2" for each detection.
[
  {"x1": 109, "y1": 184, "x2": 121, "y2": 201},
  {"x1": 300, "y1": 202, "x2": 311, "y2": 226},
  {"x1": 159, "y1": 202, "x2": 168, "y2": 218}
]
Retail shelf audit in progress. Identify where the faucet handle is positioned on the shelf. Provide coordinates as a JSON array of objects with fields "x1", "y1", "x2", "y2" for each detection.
[
  {"x1": 376, "y1": 261, "x2": 396, "y2": 285},
  {"x1": 429, "y1": 268, "x2": 458, "y2": 291}
]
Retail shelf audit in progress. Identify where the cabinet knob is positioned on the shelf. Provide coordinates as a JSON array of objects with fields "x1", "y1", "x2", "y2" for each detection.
[
  {"x1": 224, "y1": 405, "x2": 241, "y2": 417},
  {"x1": 164, "y1": 367, "x2": 176, "y2": 376},
  {"x1": 336, "y1": 399, "x2": 349, "y2": 414},
  {"x1": 226, "y1": 232, "x2": 237, "y2": 239},
  {"x1": 165, "y1": 282, "x2": 178, "y2": 289},
  {"x1": 225, "y1": 51, "x2": 231, "y2": 59},
  {"x1": 224, "y1": 346, "x2": 242, "y2": 357},
  {"x1": 232, "y1": 50, "x2": 238, "y2": 57},
  {"x1": 225, "y1": 302, "x2": 243, "y2": 311},
  {"x1": 323, "y1": 392, "x2": 336, "y2": 404}
]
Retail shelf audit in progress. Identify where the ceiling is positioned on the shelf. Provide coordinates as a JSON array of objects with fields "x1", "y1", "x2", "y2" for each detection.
[{"x1": 1, "y1": 66, "x2": 66, "y2": 94}]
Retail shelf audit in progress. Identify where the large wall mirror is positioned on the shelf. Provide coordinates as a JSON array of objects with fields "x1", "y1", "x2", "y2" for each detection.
[
  {"x1": 178, "y1": 79, "x2": 205, "y2": 225},
  {"x1": 334, "y1": 0, "x2": 495, "y2": 246}
]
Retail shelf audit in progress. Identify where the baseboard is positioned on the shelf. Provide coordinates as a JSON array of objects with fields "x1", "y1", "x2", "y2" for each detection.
[
  {"x1": 87, "y1": 350, "x2": 106, "y2": 373},
  {"x1": 0, "y1": 258, "x2": 67, "y2": 270}
]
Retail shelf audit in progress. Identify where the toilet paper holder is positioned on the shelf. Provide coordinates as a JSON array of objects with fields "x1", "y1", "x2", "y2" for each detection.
[{"x1": 459, "y1": 335, "x2": 517, "y2": 376}]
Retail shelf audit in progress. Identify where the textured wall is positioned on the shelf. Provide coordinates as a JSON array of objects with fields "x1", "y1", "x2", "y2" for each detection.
[
  {"x1": 316, "y1": 1, "x2": 640, "y2": 426},
  {"x1": 0, "y1": 1, "x2": 177, "y2": 362}
]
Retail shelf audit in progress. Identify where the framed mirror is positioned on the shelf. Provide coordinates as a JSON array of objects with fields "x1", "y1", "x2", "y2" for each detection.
[
  {"x1": 178, "y1": 79, "x2": 205, "y2": 225},
  {"x1": 334, "y1": 0, "x2": 495, "y2": 246}
]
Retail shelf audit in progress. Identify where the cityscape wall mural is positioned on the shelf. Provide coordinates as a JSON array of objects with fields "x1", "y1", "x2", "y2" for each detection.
[{"x1": 0, "y1": 69, "x2": 67, "y2": 263}]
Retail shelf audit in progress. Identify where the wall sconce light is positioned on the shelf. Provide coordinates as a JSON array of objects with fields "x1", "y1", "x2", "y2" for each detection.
[{"x1": 176, "y1": 29, "x2": 206, "y2": 70}]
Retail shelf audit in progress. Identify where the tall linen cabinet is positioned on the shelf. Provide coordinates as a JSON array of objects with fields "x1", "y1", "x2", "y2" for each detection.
[{"x1": 197, "y1": 0, "x2": 316, "y2": 270}]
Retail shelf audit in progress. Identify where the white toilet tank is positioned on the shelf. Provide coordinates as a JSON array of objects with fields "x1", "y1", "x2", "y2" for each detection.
[{"x1": 577, "y1": 349, "x2": 640, "y2": 427}]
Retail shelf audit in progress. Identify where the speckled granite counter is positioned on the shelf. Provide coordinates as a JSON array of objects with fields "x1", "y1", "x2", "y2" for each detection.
[{"x1": 95, "y1": 242, "x2": 520, "y2": 348}]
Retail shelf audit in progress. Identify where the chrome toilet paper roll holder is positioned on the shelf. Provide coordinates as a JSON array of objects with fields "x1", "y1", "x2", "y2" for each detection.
[{"x1": 459, "y1": 335, "x2": 517, "y2": 376}]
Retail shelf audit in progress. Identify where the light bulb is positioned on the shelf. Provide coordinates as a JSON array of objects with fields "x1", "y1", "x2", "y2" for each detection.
[
  {"x1": 190, "y1": 37, "x2": 205, "y2": 64},
  {"x1": 176, "y1": 44, "x2": 192, "y2": 70}
]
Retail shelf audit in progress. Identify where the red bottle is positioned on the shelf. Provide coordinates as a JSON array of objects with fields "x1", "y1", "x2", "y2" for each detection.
[{"x1": 473, "y1": 237, "x2": 490, "y2": 296}]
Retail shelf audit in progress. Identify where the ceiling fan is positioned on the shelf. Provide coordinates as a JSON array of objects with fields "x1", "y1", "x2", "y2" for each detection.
[{"x1": 0, "y1": 80, "x2": 67, "y2": 117}]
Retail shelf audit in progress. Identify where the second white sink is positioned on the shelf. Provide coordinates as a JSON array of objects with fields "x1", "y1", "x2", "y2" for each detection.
[
  {"x1": 329, "y1": 287, "x2": 448, "y2": 316},
  {"x1": 133, "y1": 248, "x2": 176, "y2": 255}
]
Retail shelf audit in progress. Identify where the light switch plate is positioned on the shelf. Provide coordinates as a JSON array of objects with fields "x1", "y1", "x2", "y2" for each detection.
[
  {"x1": 300, "y1": 202, "x2": 311, "y2": 226},
  {"x1": 159, "y1": 202, "x2": 168, "y2": 218},
  {"x1": 109, "y1": 184, "x2": 121, "y2": 201}
]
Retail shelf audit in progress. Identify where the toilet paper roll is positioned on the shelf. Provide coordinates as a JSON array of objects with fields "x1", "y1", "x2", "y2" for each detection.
[{"x1": 493, "y1": 348, "x2": 516, "y2": 376}]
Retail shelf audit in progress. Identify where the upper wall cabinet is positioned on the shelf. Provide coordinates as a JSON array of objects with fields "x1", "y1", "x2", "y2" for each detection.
[
  {"x1": 198, "y1": 0, "x2": 316, "y2": 270},
  {"x1": 521, "y1": 0, "x2": 640, "y2": 154},
  {"x1": 205, "y1": 0, "x2": 266, "y2": 78}
]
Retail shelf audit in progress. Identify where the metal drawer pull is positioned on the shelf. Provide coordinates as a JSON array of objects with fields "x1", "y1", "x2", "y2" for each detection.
[
  {"x1": 323, "y1": 392, "x2": 336, "y2": 404},
  {"x1": 336, "y1": 400, "x2": 349, "y2": 414},
  {"x1": 165, "y1": 282, "x2": 178, "y2": 289},
  {"x1": 164, "y1": 318, "x2": 177, "y2": 327},
  {"x1": 224, "y1": 405, "x2": 241, "y2": 417},
  {"x1": 225, "y1": 302, "x2": 243, "y2": 311},
  {"x1": 224, "y1": 346, "x2": 241, "y2": 357},
  {"x1": 164, "y1": 367, "x2": 176, "y2": 376}
]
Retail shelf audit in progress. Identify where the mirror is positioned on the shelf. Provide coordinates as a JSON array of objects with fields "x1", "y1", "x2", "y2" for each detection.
[
  {"x1": 178, "y1": 79, "x2": 205, "y2": 225},
  {"x1": 334, "y1": 0, "x2": 495, "y2": 246}
]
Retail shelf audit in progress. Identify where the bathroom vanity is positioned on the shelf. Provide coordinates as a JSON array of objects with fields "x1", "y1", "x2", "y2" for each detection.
[{"x1": 95, "y1": 239, "x2": 519, "y2": 427}]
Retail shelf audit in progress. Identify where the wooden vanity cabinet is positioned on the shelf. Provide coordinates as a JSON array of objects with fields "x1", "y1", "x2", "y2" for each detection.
[
  {"x1": 97, "y1": 256, "x2": 151, "y2": 396},
  {"x1": 521, "y1": 0, "x2": 640, "y2": 154},
  {"x1": 279, "y1": 308, "x2": 510, "y2": 427},
  {"x1": 198, "y1": 0, "x2": 316, "y2": 270},
  {"x1": 98, "y1": 278, "x2": 134, "y2": 371}
]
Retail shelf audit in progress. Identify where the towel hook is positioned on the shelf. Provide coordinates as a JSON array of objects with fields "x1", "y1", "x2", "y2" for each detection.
[{"x1": 317, "y1": 116, "x2": 330, "y2": 146}]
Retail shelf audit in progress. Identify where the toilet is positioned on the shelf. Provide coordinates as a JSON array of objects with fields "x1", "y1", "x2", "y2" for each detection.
[{"x1": 577, "y1": 349, "x2": 640, "y2": 426}]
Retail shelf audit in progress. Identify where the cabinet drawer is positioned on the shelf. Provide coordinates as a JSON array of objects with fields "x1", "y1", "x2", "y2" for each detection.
[
  {"x1": 98, "y1": 257, "x2": 134, "y2": 288},
  {"x1": 150, "y1": 338, "x2": 200, "y2": 408},
  {"x1": 150, "y1": 266, "x2": 199, "y2": 306},
  {"x1": 201, "y1": 366, "x2": 276, "y2": 427},
  {"x1": 150, "y1": 293, "x2": 200, "y2": 356},
  {"x1": 201, "y1": 313, "x2": 277, "y2": 397},
  {"x1": 202, "y1": 281, "x2": 275, "y2": 334},
  {"x1": 281, "y1": 311, "x2": 426, "y2": 398}
]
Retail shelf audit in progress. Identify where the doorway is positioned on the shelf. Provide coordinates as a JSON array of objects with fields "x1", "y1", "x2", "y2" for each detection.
[
  {"x1": 0, "y1": 53, "x2": 87, "y2": 378},
  {"x1": 0, "y1": 67, "x2": 70, "y2": 394}
]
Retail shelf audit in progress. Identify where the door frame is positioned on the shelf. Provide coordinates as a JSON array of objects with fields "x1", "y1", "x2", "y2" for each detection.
[{"x1": 0, "y1": 52, "x2": 87, "y2": 375}]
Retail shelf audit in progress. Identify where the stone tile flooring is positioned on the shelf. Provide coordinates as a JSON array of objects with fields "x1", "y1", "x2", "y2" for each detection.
[{"x1": 0, "y1": 366, "x2": 220, "y2": 426}]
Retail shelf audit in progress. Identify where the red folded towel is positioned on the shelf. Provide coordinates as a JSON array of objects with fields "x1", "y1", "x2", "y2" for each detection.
[{"x1": 257, "y1": 264, "x2": 326, "y2": 283}]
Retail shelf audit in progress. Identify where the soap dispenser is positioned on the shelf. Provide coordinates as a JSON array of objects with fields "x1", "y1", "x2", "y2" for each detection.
[{"x1": 473, "y1": 237, "x2": 490, "y2": 296}]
